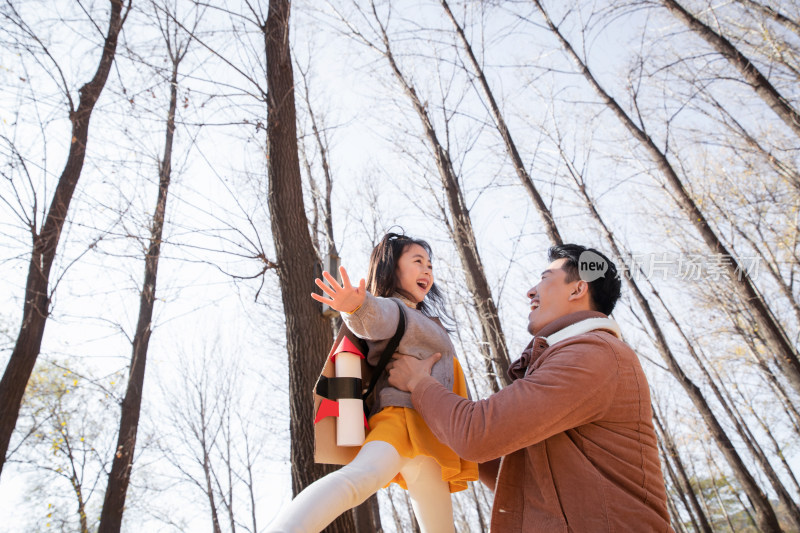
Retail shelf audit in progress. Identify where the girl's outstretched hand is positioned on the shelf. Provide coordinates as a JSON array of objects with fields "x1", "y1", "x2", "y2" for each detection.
[{"x1": 311, "y1": 265, "x2": 366, "y2": 314}]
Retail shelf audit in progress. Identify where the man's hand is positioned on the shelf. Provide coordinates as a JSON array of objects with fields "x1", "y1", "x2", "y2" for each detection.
[{"x1": 387, "y1": 353, "x2": 442, "y2": 393}]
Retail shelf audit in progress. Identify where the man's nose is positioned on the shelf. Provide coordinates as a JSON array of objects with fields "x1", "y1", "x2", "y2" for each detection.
[{"x1": 527, "y1": 286, "x2": 537, "y2": 299}]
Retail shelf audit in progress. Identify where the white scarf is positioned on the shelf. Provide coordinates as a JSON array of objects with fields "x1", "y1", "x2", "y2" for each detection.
[{"x1": 543, "y1": 317, "x2": 621, "y2": 347}]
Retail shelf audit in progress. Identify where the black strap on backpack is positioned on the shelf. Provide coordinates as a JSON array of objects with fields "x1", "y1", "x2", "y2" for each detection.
[
  {"x1": 314, "y1": 299, "x2": 407, "y2": 417},
  {"x1": 361, "y1": 299, "x2": 406, "y2": 411}
]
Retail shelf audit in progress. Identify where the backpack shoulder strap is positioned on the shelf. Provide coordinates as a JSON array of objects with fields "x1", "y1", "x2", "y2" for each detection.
[{"x1": 362, "y1": 299, "x2": 406, "y2": 402}]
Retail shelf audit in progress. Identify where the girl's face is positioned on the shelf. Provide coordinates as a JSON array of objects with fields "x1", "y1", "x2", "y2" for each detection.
[{"x1": 395, "y1": 244, "x2": 433, "y2": 304}]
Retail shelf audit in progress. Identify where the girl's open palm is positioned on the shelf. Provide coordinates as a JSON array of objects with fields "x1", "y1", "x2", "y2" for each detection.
[{"x1": 311, "y1": 266, "x2": 366, "y2": 314}]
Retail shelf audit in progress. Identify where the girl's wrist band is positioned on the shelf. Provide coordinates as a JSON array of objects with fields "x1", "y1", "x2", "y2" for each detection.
[{"x1": 346, "y1": 302, "x2": 363, "y2": 315}]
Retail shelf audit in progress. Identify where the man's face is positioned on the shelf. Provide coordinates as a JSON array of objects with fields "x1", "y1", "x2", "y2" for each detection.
[{"x1": 526, "y1": 258, "x2": 580, "y2": 335}]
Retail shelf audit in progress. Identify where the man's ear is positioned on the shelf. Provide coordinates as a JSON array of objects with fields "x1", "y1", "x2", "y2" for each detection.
[{"x1": 568, "y1": 280, "x2": 590, "y2": 301}]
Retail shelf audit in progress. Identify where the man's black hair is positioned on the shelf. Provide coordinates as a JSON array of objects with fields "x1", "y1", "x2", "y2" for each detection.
[{"x1": 548, "y1": 244, "x2": 622, "y2": 315}]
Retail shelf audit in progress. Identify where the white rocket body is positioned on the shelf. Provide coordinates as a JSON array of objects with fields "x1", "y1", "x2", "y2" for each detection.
[{"x1": 334, "y1": 352, "x2": 365, "y2": 446}]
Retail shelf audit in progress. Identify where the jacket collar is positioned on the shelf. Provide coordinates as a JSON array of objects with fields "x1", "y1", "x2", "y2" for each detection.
[
  {"x1": 542, "y1": 316, "x2": 621, "y2": 346},
  {"x1": 507, "y1": 310, "x2": 620, "y2": 381},
  {"x1": 533, "y1": 310, "x2": 610, "y2": 338}
]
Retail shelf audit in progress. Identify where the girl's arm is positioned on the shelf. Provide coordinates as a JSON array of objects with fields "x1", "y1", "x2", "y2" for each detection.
[
  {"x1": 342, "y1": 292, "x2": 402, "y2": 340},
  {"x1": 310, "y1": 265, "x2": 401, "y2": 340}
]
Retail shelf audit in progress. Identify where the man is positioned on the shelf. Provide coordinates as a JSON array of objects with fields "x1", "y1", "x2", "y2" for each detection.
[{"x1": 388, "y1": 244, "x2": 673, "y2": 532}]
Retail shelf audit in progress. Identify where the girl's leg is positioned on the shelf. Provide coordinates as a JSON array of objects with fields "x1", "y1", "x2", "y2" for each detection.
[
  {"x1": 401, "y1": 455, "x2": 455, "y2": 533},
  {"x1": 267, "y1": 440, "x2": 405, "y2": 533}
]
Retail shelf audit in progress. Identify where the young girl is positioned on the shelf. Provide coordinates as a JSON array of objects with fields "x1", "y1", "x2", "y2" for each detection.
[{"x1": 268, "y1": 233, "x2": 477, "y2": 532}]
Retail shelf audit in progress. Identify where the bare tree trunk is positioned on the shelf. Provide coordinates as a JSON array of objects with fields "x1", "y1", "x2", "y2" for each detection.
[
  {"x1": 353, "y1": 495, "x2": 382, "y2": 533},
  {"x1": 70, "y1": 475, "x2": 90, "y2": 533},
  {"x1": 480, "y1": 329, "x2": 501, "y2": 394},
  {"x1": 744, "y1": 397, "x2": 800, "y2": 501},
  {"x1": 653, "y1": 408, "x2": 713, "y2": 533},
  {"x1": 736, "y1": 0, "x2": 800, "y2": 36},
  {"x1": 219, "y1": 409, "x2": 237, "y2": 533},
  {"x1": 368, "y1": 2, "x2": 511, "y2": 385},
  {"x1": 296, "y1": 52, "x2": 381, "y2": 533},
  {"x1": 630, "y1": 240, "x2": 800, "y2": 529},
  {"x1": 703, "y1": 443, "x2": 755, "y2": 532},
  {"x1": 714, "y1": 295, "x2": 800, "y2": 436},
  {"x1": 469, "y1": 482, "x2": 488, "y2": 532},
  {"x1": 704, "y1": 94, "x2": 800, "y2": 191},
  {"x1": 99, "y1": 24, "x2": 184, "y2": 532},
  {"x1": 439, "y1": 0, "x2": 562, "y2": 246},
  {"x1": 551, "y1": 137, "x2": 783, "y2": 531},
  {"x1": 0, "y1": 0, "x2": 128, "y2": 478},
  {"x1": 531, "y1": 0, "x2": 800, "y2": 399},
  {"x1": 648, "y1": 282, "x2": 800, "y2": 531},
  {"x1": 661, "y1": 0, "x2": 800, "y2": 137},
  {"x1": 405, "y1": 491, "x2": 421, "y2": 533},
  {"x1": 242, "y1": 428, "x2": 259, "y2": 533},
  {"x1": 656, "y1": 435, "x2": 700, "y2": 533},
  {"x1": 386, "y1": 487, "x2": 404, "y2": 531},
  {"x1": 263, "y1": 1, "x2": 355, "y2": 531},
  {"x1": 204, "y1": 439, "x2": 223, "y2": 533}
]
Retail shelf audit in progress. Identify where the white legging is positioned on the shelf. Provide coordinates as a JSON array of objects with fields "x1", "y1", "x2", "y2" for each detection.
[{"x1": 267, "y1": 440, "x2": 454, "y2": 533}]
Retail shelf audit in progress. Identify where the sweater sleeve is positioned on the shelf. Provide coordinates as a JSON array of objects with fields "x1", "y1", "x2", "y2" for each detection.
[
  {"x1": 410, "y1": 334, "x2": 620, "y2": 463},
  {"x1": 341, "y1": 292, "x2": 401, "y2": 341}
]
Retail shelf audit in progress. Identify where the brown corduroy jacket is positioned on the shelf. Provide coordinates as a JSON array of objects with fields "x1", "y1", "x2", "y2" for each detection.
[{"x1": 411, "y1": 310, "x2": 673, "y2": 532}]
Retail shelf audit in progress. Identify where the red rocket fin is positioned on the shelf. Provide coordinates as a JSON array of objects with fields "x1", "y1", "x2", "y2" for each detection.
[
  {"x1": 331, "y1": 336, "x2": 365, "y2": 362},
  {"x1": 314, "y1": 399, "x2": 339, "y2": 424}
]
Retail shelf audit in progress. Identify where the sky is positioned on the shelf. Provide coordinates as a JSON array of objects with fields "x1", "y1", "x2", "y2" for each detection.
[{"x1": 1, "y1": 0, "x2": 799, "y2": 531}]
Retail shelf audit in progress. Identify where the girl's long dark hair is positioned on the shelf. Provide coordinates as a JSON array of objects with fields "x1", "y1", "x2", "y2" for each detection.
[{"x1": 366, "y1": 232, "x2": 452, "y2": 324}]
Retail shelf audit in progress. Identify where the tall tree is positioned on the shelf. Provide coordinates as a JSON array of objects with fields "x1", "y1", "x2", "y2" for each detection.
[
  {"x1": 341, "y1": 0, "x2": 512, "y2": 387},
  {"x1": 98, "y1": 2, "x2": 194, "y2": 529},
  {"x1": 660, "y1": 0, "x2": 800, "y2": 137},
  {"x1": 263, "y1": 1, "x2": 356, "y2": 531},
  {"x1": 440, "y1": 0, "x2": 563, "y2": 246},
  {"x1": 0, "y1": 0, "x2": 130, "y2": 478},
  {"x1": 296, "y1": 56, "x2": 382, "y2": 531},
  {"x1": 653, "y1": 406, "x2": 712, "y2": 533},
  {"x1": 530, "y1": 0, "x2": 800, "y2": 402}
]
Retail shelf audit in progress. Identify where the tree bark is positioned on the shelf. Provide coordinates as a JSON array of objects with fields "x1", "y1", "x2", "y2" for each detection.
[
  {"x1": 440, "y1": 0, "x2": 562, "y2": 246},
  {"x1": 98, "y1": 28, "x2": 181, "y2": 532},
  {"x1": 662, "y1": 0, "x2": 800, "y2": 137},
  {"x1": 0, "y1": 0, "x2": 128, "y2": 478},
  {"x1": 371, "y1": 3, "x2": 511, "y2": 385},
  {"x1": 263, "y1": 1, "x2": 355, "y2": 531},
  {"x1": 531, "y1": 0, "x2": 800, "y2": 399}
]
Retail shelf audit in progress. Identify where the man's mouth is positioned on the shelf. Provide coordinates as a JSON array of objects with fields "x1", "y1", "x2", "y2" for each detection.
[{"x1": 530, "y1": 300, "x2": 540, "y2": 311}]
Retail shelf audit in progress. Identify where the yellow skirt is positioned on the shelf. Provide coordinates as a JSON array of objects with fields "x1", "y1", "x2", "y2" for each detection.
[{"x1": 364, "y1": 357, "x2": 478, "y2": 493}]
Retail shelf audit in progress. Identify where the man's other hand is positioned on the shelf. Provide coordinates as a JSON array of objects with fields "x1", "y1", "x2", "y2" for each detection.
[{"x1": 387, "y1": 353, "x2": 442, "y2": 393}]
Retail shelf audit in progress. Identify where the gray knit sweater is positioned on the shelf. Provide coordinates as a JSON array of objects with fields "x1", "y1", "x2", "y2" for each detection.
[{"x1": 342, "y1": 293, "x2": 455, "y2": 414}]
